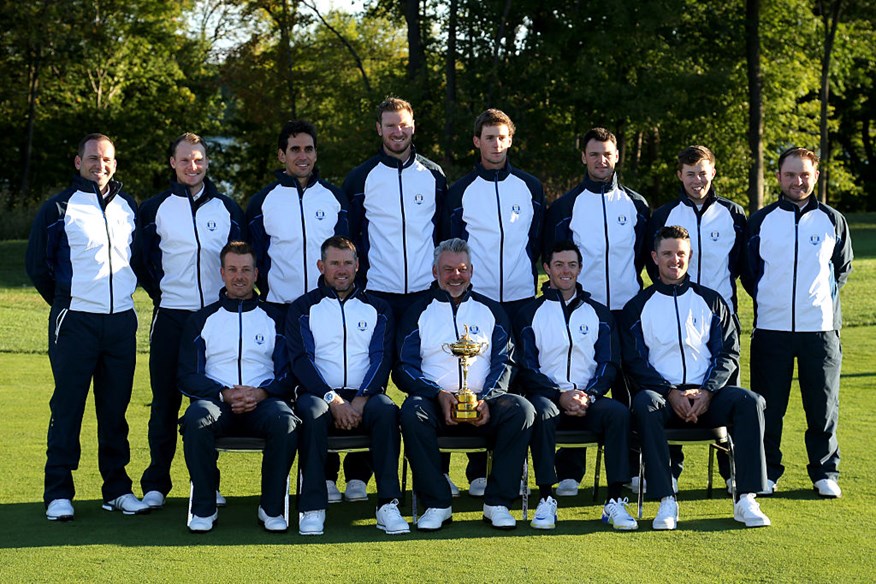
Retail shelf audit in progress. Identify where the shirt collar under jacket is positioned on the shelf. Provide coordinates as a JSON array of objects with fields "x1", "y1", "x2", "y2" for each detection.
[
  {"x1": 428, "y1": 280, "x2": 474, "y2": 305},
  {"x1": 580, "y1": 171, "x2": 619, "y2": 194},
  {"x1": 274, "y1": 167, "x2": 321, "y2": 190},
  {"x1": 677, "y1": 184, "x2": 717, "y2": 212},
  {"x1": 778, "y1": 193, "x2": 819, "y2": 215},
  {"x1": 377, "y1": 144, "x2": 418, "y2": 170},
  {"x1": 651, "y1": 274, "x2": 693, "y2": 297},
  {"x1": 71, "y1": 174, "x2": 123, "y2": 206},
  {"x1": 539, "y1": 280, "x2": 590, "y2": 309},
  {"x1": 218, "y1": 288, "x2": 261, "y2": 313},
  {"x1": 315, "y1": 274, "x2": 362, "y2": 302},
  {"x1": 474, "y1": 159, "x2": 512, "y2": 182}
]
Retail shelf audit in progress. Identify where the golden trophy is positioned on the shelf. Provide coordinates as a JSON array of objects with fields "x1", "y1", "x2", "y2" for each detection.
[{"x1": 441, "y1": 324, "x2": 488, "y2": 422}]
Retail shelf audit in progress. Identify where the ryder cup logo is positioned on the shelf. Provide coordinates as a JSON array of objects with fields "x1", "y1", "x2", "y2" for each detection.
[
  {"x1": 617, "y1": 215, "x2": 628, "y2": 226},
  {"x1": 254, "y1": 333, "x2": 265, "y2": 345},
  {"x1": 512, "y1": 204, "x2": 521, "y2": 214},
  {"x1": 710, "y1": 231, "x2": 720, "y2": 242},
  {"x1": 810, "y1": 234, "x2": 822, "y2": 246},
  {"x1": 468, "y1": 325, "x2": 480, "y2": 335},
  {"x1": 315, "y1": 209, "x2": 326, "y2": 221},
  {"x1": 357, "y1": 320, "x2": 368, "y2": 331},
  {"x1": 579, "y1": 324, "x2": 589, "y2": 335},
  {"x1": 414, "y1": 193, "x2": 425, "y2": 205},
  {"x1": 206, "y1": 220, "x2": 217, "y2": 231}
]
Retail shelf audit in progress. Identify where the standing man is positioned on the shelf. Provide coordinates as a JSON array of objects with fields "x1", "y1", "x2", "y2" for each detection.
[
  {"x1": 623, "y1": 226, "x2": 771, "y2": 530},
  {"x1": 343, "y1": 96, "x2": 447, "y2": 321},
  {"x1": 178, "y1": 242, "x2": 299, "y2": 533},
  {"x1": 26, "y1": 133, "x2": 150, "y2": 520},
  {"x1": 287, "y1": 236, "x2": 408, "y2": 536},
  {"x1": 395, "y1": 238, "x2": 535, "y2": 531},
  {"x1": 542, "y1": 127, "x2": 650, "y2": 495},
  {"x1": 746, "y1": 147, "x2": 852, "y2": 498},
  {"x1": 137, "y1": 132, "x2": 245, "y2": 509},
  {"x1": 443, "y1": 108, "x2": 545, "y2": 497},
  {"x1": 516, "y1": 241, "x2": 637, "y2": 531}
]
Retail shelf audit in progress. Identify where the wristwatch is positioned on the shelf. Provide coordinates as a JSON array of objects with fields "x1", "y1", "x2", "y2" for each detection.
[{"x1": 323, "y1": 391, "x2": 337, "y2": 404}]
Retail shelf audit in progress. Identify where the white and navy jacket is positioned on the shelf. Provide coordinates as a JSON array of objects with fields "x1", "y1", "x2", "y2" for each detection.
[
  {"x1": 137, "y1": 178, "x2": 244, "y2": 310},
  {"x1": 746, "y1": 196, "x2": 853, "y2": 332},
  {"x1": 344, "y1": 147, "x2": 446, "y2": 295},
  {"x1": 178, "y1": 291, "x2": 293, "y2": 402},
  {"x1": 247, "y1": 169, "x2": 349, "y2": 304},
  {"x1": 393, "y1": 283, "x2": 514, "y2": 400},
  {"x1": 286, "y1": 278, "x2": 393, "y2": 397},
  {"x1": 444, "y1": 160, "x2": 545, "y2": 302},
  {"x1": 647, "y1": 186, "x2": 747, "y2": 313},
  {"x1": 26, "y1": 175, "x2": 138, "y2": 313},
  {"x1": 515, "y1": 282, "x2": 620, "y2": 402},
  {"x1": 543, "y1": 173, "x2": 650, "y2": 310},
  {"x1": 620, "y1": 276, "x2": 738, "y2": 396}
]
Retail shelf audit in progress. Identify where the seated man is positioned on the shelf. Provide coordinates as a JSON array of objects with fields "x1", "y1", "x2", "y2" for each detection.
[
  {"x1": 622, "y1": 226, "x2": 770, "y2": 530},
  {"x1": 178, "y1": 241, "x2": 299, "y2": 533},
  {"x1": 516, "y1": 241, "x2": 637, "y2": 531},
  {"x1": 395, "y1": 238, "x2": 535, "y2": 531},
  {"x1": 287, "y1": 236, "x2": 408, "y2": 536}
]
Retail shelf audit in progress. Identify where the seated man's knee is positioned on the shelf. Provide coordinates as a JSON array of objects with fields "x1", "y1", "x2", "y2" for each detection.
[
  {"x1": 529, "y1": 394, "x2": 560, "y2": 423},
  {"x1": 631, "y1": 390, "x2": 663, "y2": 418},
  {"x1": 295, "y1": 393, "x2": 328, "y2": 422},
  {"x1": 181, "y1": 400, "x2": 220, "y2": 434}
]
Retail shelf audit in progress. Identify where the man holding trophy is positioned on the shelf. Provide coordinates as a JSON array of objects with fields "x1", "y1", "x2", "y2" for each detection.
[{"x1": 395, "y1": 238, "x2": 535, "y2": 531}]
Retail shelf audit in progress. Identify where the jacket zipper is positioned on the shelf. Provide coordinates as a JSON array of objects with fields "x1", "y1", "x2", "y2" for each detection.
[
  {"x1": 562, "y1": 298, "x2": 574, "y2": 384},
  {"x1": 494, "y1": 172, "x2": 506, "y2": 302},
  {"x1": 673, "y1": 287, "x2": 687, "y2": 384},
  {"x1": 340, "y1": 297, "x2": 349, "y2": 388},
  {"x1": 450, "y1": 301, "x2": 462, "y2": 390},
  {"x1": 190, "y1": 199, "x2": 205, "y2": 308},
  {"x1": 397, "y1": 164, "x2": 409, "y2": 294},
  {"x1": 297, "y1": 183, "x2": 309, "y2": 295},
  {"x1": 599, "y1": 184, "x2": 611, "y2": 307},
  {"x1": 97, "y1": 186, "x2": 115, "y2": 314},
  {"x1": 792, "y1": 211, "x2": 800, "y2": 332},
  {"x1": 695, "y1": 208, "x2": 703, "y2": 283},
  {"x1": 237, "y1": 301, "x2": 243, "y2": 385}
]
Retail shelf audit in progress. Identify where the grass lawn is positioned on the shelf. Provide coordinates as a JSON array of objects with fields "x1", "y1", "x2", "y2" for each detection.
[{"x1": 1, "y1": 215, "x2": 875, "y2": 582}]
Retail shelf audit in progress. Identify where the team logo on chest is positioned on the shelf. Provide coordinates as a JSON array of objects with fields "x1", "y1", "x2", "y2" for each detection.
[
  {"x1": 809, "y1": 234, "x2": 822, "y2": 246},
  {"x1": 206, "y1": 220, "x2": 217, "y2": 231},
  {"x1": 710, "y1": 231, "x2": 720, "y2": 242},
  {"x1": 254, "y1": 333, "x2": 265, "y2": 345},
  {"x1": 315, "y1": 209, "x2": 326, "y2": 221},
  {"x1": 578, "y1": 324, "x2": 590, "y2": 335},
  {"x1": 357, "y1": 320, "x2": 368, "y2": 331},
  {"x1": 414, "y1": 193, "x2": 425, "y2": 205},
  {"x1": 467, "y1": 324, "x2": 480, "y2": 335},
  {"x1": 617, "y1": 215, "x2": 628, "y2": 226},
  {"x1": 511, "y1": 204, "x2": 521, "y2": 215}
]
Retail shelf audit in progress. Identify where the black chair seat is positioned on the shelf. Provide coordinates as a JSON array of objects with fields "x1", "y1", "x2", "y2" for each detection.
[
  {"x1": 664, "y1": 427, "x2": 729, "y2": 443},
  {"x1": 215, "y1": 436, "x2": 267, "y2": 451},
  {"x1": 327, "y1": 435, "x2": 372, "y2": 451}
]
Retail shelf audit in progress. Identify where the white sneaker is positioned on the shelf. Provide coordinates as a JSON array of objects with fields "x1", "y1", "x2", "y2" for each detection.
[
  {"x1": 445, "y1": 474, "x2": 460, "y2": 497},
  {"x1": 188, "y1": 510, "x2": 218, "y2": 533},
  {"x1": 814, "y1": 478, "x2": 842, "y2": 498},
  {"x1": 102, "y1": 493, "x2": 150, "y2": 515},
  {"x1": 326, "y1": 480, "x2": 342, "y2": 504},
  {"x1": 759, "y1": 479, "x2": 777, "y2": 496},
  {"x1": 46, "y1": 499, "x2": 74, "y2": 521},
  {"x1": 556, "y1": 479, "x2": 579, "y2": 497},
  {"x1": 376, "y1": 499, "x2": 410, "y2": 534},
  {"x1": 734, "y1": 493, "x2": 771, "y2": 527},
  {"x1": 627, "y1": 476, "x2": 678, "y2": 494},
  {"x1": 417, "y1": 507, "x2": 452, "y2": 531},
  {"x1": 216, "y1": 490, "x2": 227, "y2": 507},
  {"x1": 298, "y1": 509, "x2": 326, "y2": 535},
  {"x1": 483, "y1": 504, "x2": 516, "y2": 530},
  {"x1": 652, "y1": 496, "x2": 678, "y2": 530},
  {"x1": 530, "y1": 496, "x2": 558, "y2": 530},
  {"x1": 344, "y1": 479, "x2": 368, "y2": 502},
  {"x1": 142, "y1": 490, "x2": 165, "y2": 509},
  {"x1": 602, "y1": 497, "x2": 638, "y2": 531},
  {"x1": 468, "y1": 477, "x2": 487, "y2": 497},
  {"x1": 258, "y1": 506, "x2": 288, "y2": 532}
]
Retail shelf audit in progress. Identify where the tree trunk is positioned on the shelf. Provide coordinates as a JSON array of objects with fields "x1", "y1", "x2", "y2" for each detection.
[
  {"x1": 443, "y1": 0, "x2": 458, "y2": 166},
  {"x1": 17, "y1": 55, "x2": 40, "y2": 206},
  {"x1": 402, "y1": 0, "x2": 426, "y2": 85},
  {"x1": 746, "y1": 0, "x2": 764, "y2": 213},
  {"x1": 277, "y1": 0, "x2": 297, "y2": 118},
  {"x1": 817, "y1": 0, "x2": 843, "y2": 204}
]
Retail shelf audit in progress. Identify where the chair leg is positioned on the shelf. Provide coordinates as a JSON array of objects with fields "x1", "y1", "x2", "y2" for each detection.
[
  {"x1": 187, "y1": 481, "x2": 194, "y2": 528},
  {"x1": 727, "y1": 436, "x2": 736, "y2": 508},
  {"x1": 521, "y1": 457, "x2": 529, "y2": 521},
  {"x1": 592, "y1": 444, "x2": 603, "y2": 503},
  {"x1": 637, "y1": 450, "x2": 644, "y2": 519},
  {"x1": 707, "y1": 443, "x2": 716, "y2": 498},
  {"x1": 284, "y1": 474, "x2": 291, "y2": 526}
]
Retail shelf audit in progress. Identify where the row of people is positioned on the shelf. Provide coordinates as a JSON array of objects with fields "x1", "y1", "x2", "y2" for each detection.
[{"x1": 26, "y1": 96, "x2": 851, "y2": 530}]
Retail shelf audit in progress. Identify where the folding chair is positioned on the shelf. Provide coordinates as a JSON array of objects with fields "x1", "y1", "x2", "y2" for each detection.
[
  {"x1": 186, "y1": 436, "x2": 291, "y2": 528},
  {"x1": 402, "y1": 436, "x2": 529, "y2": 523},
  {"x1": 296, "y1": 434, "x2": 373, "y2": 496},
  {"x1": 636, "y1": 426, "x2": 736, "y2": 518}
]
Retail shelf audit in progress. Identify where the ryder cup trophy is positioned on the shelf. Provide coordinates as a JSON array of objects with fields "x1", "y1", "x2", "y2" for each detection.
[{"x1": 441, "y1": 325, "x2": 488, "y2": 422}]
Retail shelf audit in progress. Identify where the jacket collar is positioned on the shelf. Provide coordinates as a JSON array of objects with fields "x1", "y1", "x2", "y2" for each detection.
[
  {"x1": 652, "y1": 275, "x2": 692, "y2": 296},
  {"x1": 71, "y1": 174, "x2": 123, "y2": 205},
  {"x1": 474, "y1": 159, "x2": 512, "y2": 181},
  {"x1": 580, "y1": 171, "x2": 618, "y2": 194},
  {"x1": 778, "y1": 194, "x2": 818, "y2": 214},
  {"x1": 274, "y1": 168, "x2": 321, "y2": 190},
  {"x1": 677, "y1": 185, "x2": 717, "y2": 211},
  {"x1": 316, "y1": 275, "x2": 362, "y2": 302},
  {"x1": 378, "y1": 145, "x2": 417, "y2": 170},
  {"x1": 218, "y1": 289, "x2": 261, "y2": 312},
  {"x1": 429, "y1": 280, "x2": 473, "y2": 305},
  {"x1": 540, "y1": 281, "x2": 590, "y2": 308},
  {"x1": 169, "y1": 176, "x2": 220, "y2": 204}
]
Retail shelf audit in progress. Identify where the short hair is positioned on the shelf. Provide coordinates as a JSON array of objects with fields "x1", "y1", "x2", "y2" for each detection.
[
  {"x1": 778, "y1": 147, "x2": 819, "y2": 171},
  {"x1": 580, "y1": 127, "x2": 617, "y2": 151},
  {"x1": 320, "y1": 236, "x2": 358, "y2": 261},
  {"x1": 278, "y1": 120, "x2": 318, "y2": 151},
  {"x1": 170, "y1": 132, "x2": 207, "y2": 158},
  {"x1": 654, "y1": 225, "x2": 691, "y2": 251},
  {"x1": 220, "y1": 241, "x2": 255, "y2": 267},
  {"x1": 433, "y1": 238, "x2": 471, "y2": 270},
  {"x1": 376, "y1": 97, "x2": 414, "y2": 124},
  {"x1": 473, "y1": 108, "x2": 515, "y2": 138},
  {"x1": 546, "y1": 240, "x2": 583, "y2": 265},
  {"x1": 78, "y1": 133, "x2": 114, "y2": 158},
  {"x1": 676, "y1": 145, "x2": 715, "y2": 172}
]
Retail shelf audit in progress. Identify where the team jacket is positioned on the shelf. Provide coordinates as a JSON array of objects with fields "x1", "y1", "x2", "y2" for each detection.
[
  {"x1": 178, "y1": 291, "x2": 293, "y2": 402},
  {"x1": 514, "y1": 282, "x2": 619, "y2": 402},
  {"x1": 136, "y1": 178, "x2": 244, "y2": 310},
  {"x1": 343, "y1": 146, "x2": 446, "y2": 295},
  {"x1": 620, "y1": 276, "x2": 738, "y2": 396},
  {"x1": 26, "y1": 175, "x2": 138, "y2": 313},
  {"x1": 543, "y1": 173, "x2": 650, "y2": 310},
  {"x1": 393, "y1": 283, "x2": 514, "y2": 400},
  {"x1": 746, "y1": 196, "x2": 853, "y2": 332},
  {"x1": 247, "y1": 169, "x2": 349, "y2": 304},
  {"x1": 647, "y1": 186, "x2": 747, "y2": 313},
  {"x1": 286, "y1": 278, "x2": 393, "y2": 397},
  {"x1": 444, "y1": 160, "x2": 545, "y2": 302}
]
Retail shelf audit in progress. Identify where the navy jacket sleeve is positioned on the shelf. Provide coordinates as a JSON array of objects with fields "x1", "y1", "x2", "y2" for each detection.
[
  {"x1": 645, "y1": 202, "x2": 672, "y2": 284},
  {"x1": 326, "y1": 181, "x2": 350, "y2": 238},
  {"x1": 358, "y1": 296, "x2": 394, "y2": 396},
  {"x1": 585, "y1": 301, "x2": 621, "y2": 397},
  {"x1": 133, "y1": 195, "x2": 162, "y2": 302},
  {"x1": 178, "y1": 308, "x2": 225, "y2": 401},
  {"x1": 626, "y1": 187, "x2": 652, "y2": 281},
  {"x1": 479, "y1": 297, "x2": 515, "y2": 400},
  {"x1": 286, "y1": 292, "x2": 333, "y2": 397},
  {"x1": 222, "y1": 195, "x2": 246, "y2": 242},
  {"x1": 245, "y1": 186, "x2": 274, "y2": 300},
  {"x1": 444, "y1": 174, "x2": 471, "y2": 241},
  {"x1": 541, "y1": 189, "x2": 576, "y2": 265},
  {"x1": 25, "y1": 197, "x2": 62, "y2": 305},
  {"x1": 258, "y1": 305, "x2": 295, "y2": 399},
  {"x1": 829, "y1": 206, "x2": 853, "y2": 290},
  {"x1": 697, "y1": 286, "x2": 740, "y2": 392}
]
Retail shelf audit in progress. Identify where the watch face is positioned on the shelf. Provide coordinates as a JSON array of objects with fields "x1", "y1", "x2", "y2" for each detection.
[{"x1": 324, "y1": 391, "x2": 335, "y2": 403}]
